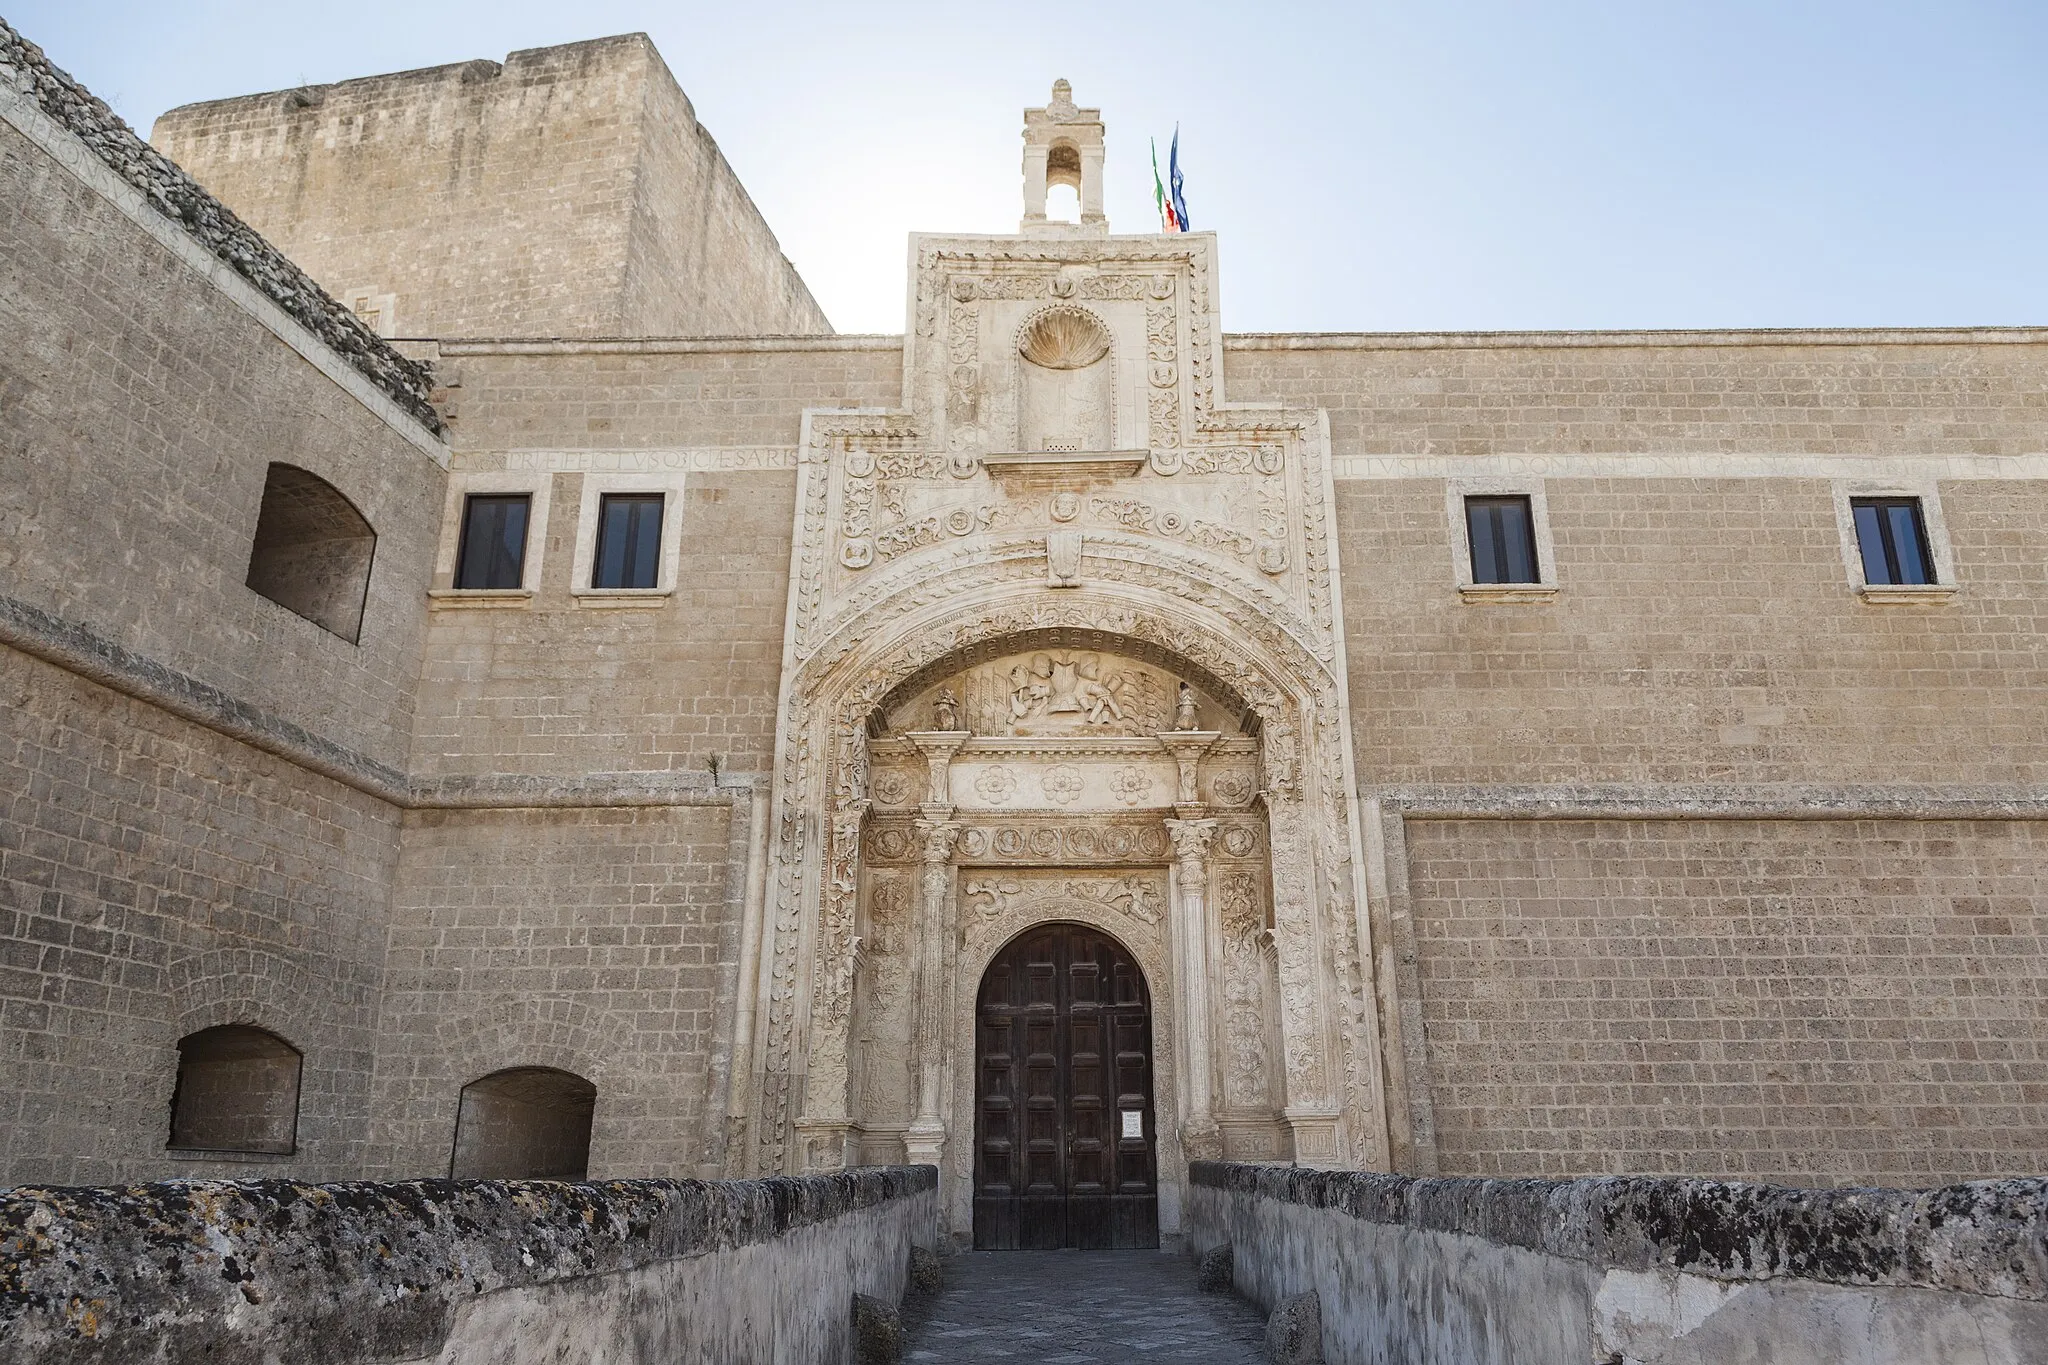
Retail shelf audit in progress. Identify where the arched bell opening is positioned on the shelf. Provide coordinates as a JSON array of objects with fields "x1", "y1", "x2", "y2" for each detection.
[{"x1": 972, "y1": 920, "x2": 1157, "y2": 1249}]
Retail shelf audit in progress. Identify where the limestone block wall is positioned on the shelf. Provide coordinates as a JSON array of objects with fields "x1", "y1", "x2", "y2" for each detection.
[
  {"x1": 1186, "y1": 1161, "x2": 2048, "y2": 1365},
  {"x1": 1399, "y1": 817, "x2": 2048, "y2": 1185},
  {"x1": 369, "y1": 804, "x2": 743, "y2": 1180},
  {"x1": 412, "y1": 340, "x2": 901, "y2": 781},
  {"x1": 1223, "y1": 330, "x2": 2048, "y2": 460},
  {"x1": 0, "y1": 24, "x2": 452, "y2": 1188},
  {"x1": 0, "y1": 649, "x2": 398, "y2": 1186},
  {"x1": 0, "y1": 1167, "x2": 938, "y2": 1365},
  {"x1": 1331, "y1": 475, "x2": 2048, "y2": 787},
  {"x1": 152, "y1": 35, "x2": 831, "y2": 339},
  {"x1": 0, "y1": 107, "x2": 446, "y2": 775}
]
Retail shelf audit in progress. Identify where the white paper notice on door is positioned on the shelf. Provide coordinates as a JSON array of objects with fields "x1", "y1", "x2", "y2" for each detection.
[{"x1": 1120, "y1": 1110, "x2": 1143, "y2": 1139}]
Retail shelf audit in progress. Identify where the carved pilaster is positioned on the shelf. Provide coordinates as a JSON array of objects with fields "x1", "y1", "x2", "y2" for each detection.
[
  {"x1": 795, "y1": 796, "x2": 871, "y2": 1160},
  {"x1": 907, "y1": 816, "x2": 962, "y2": 1166},
  {"x1": 904, "y1": 730, "x2": 972, "y2": 807},
  {"x1": 1157, "y1": 730, "x2": 1222, "y2": 813},
  {"x1": 1164, "y1": 816, "x2": 1221, "y2": 1160},
  {"x1": 1262, "y1": 795, "x2": 1340, "y2": 1165}
]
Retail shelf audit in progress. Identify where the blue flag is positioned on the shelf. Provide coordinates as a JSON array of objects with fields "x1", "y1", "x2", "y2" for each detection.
[{"x1": 1168, "y1": 126, "x2": 1190, "y2": 232}]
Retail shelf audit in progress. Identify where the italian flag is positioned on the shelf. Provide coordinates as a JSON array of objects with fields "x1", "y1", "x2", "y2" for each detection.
[{"x1": 1152, "y1": 138, "x2": 1181, "y2": 232}]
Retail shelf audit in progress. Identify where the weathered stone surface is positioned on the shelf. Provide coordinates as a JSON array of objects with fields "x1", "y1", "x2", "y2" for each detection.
[
  {"x1": 1188, "y1": 1161, "x2": 2048, "y2": 1299},
  {"x1": 1192, "y1": 1161, "x2": 2048, "y2": 1365},
  {"x1": 1263, "y1": 1291, "x2": 1322, "y2": 1364},
  {"x1": 908, "y1": 1242, "x2": 945, "y2": 1297},
  {"x1": 853, "y1": 1291, "x2": 904, "y2": 1364},
  {"x1": 0, "y1": 1167, "x2": 936, "y2": 1364},
  {"x1": 0, "y1": 18, "x2": 439, "y2": 432},
  {"x1": 1197, "y1": 1241, "x2": 1236, "y2": 1293}
]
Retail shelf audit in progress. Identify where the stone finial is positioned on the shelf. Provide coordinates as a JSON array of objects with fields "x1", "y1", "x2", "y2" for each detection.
[{"x1": 1047, "y1": 78, "x2": 1078, "y2": 121}]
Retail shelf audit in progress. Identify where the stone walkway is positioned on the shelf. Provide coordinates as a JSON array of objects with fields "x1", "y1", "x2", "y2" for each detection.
[{"x1": 903, "y1": 1249, "x2": 1268, "y2": 1363}]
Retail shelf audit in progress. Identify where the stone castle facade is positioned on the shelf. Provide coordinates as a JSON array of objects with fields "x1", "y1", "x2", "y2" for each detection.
[{"x1": 4, "y1": 22, "x2": 2046, "y2": 1246}]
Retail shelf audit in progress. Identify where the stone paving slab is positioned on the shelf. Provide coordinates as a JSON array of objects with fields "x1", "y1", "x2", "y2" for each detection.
[{"x1": 903, "y1": 1249, "x2": 1268, "y2": 1363}]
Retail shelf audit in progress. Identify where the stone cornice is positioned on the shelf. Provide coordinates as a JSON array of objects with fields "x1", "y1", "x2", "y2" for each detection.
[
  {"x1": 0, "y1": 594, "x2": 752, "y2": 811},
  {"x1": 1225, "y1": 326, "x2": 2048, "y2": 351}
]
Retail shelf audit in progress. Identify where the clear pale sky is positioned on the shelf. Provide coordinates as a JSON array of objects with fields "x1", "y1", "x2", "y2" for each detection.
[{"x1": 12, "y1": 0, "x2": 2048, "y2": 336}]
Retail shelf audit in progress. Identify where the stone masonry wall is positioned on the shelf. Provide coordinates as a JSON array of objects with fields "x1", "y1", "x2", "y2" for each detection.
[
  {"x1": 0, "y1": 112, "x2": 446, "y2": 776},
  {"x1": 368, "y1": 805, "x2": 740, "y2": 1180},
  {"x1": 414, "y1": 341, "x2": 901, "y2": 781},
  {"x1": 152, "y1": 35, "x2": 830, "y2": 339},
  {"x1": 1402, "y1": 817, "x2": 2048, "y2": 1186},
  {"x1": 1333, "y1": 475, "x2": 2048, "y2": 786},
  {"x1": 1224, "y1": 332, "x2": 2048, "y2": 459},
  {"x1": 0, "y1": 647, "x2": 398, "y2": 1187}
]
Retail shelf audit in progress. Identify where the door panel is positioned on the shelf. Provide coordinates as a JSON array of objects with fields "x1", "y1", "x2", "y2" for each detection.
[{"x1": 974, "y1": 922, "x2": 1158, "y2": 1250}]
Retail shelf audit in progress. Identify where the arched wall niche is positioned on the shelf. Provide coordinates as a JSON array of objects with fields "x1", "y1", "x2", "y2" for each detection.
[{"x1": 1014, "y1": 303, "x2": 1113, "y2": 452}]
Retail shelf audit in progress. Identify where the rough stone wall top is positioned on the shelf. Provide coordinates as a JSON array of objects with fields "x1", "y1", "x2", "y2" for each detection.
[
  {"x1": 1189, "y1": 1161, "x2": 2048, "y2": 1301},
  {"x1": 0, "y1": 1167, "x2": 936, "y2": 1363},
  {"x1": 0, "y1": 17, "x2": 440, "y2": 434},
  {"x1": 152, "y1": 33, "x2": 832, "y2": 339}
]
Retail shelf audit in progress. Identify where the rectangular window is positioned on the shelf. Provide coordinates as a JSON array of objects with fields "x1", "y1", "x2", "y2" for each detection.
[
  {"x1": 1851, "y1": 497, "x2": 1935, "y2": 586},
  {"x1": 453, "y1": 494, "x2": 530, "y2": 590},
  {"x1": 1465, "y1": 495, "x2": 1540, "y2": 584},
  {"x1": 592, "y1": 493, "x2": 664, "y2": 590}
]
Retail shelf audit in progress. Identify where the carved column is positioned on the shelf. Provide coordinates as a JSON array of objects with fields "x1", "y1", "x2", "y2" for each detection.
[
  {"x1": 1164, "y1": 816, "x2": 1222, "y2": 1160},
  {"x1": 903, "y1": 730, "x2": 969, "y2": 1169},
  {"x1": 906, "y1": 816, "x2": 961, "y2": 1166}
]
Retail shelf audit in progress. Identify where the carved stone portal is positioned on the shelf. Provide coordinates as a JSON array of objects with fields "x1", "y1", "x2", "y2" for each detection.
[{"x1": 747, "y1": 85, "x2": 1387, "y2": 1248}]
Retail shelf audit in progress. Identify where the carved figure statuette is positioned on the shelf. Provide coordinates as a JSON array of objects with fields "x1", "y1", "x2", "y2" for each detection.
[
  {"x1": 932, "y1": 687, "x2": 962, "y2": 732},
  {"x1": 1173, "y1": 682, "x2": 1200, "y2": 731}
]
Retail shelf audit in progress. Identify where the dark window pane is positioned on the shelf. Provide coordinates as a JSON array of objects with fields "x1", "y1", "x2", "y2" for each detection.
[
  {"x1": 1851, "y1": 498, "x2": 1934, "y2": 586},
  {"x1": 594, "y1": 493, "x2": 664, "y2": 590},
  {"x1": 455, "y1": 494, "x2": 530, "y2": 590},
  {"x1": 1465, "y1": 495, "x2": 1539, "y2": 584},
  {"x1": 1886, "y1": 503, "x2": 1932, "y2": 585}
]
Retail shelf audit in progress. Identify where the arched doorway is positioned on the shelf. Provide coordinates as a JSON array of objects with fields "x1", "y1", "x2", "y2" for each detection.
[{"x1": 973, "y1": 922, "x2": 1158, "y2": 1249}]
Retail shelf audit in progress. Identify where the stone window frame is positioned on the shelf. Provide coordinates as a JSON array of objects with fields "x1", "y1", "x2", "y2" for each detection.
[
  {"x1": 568, "y1": 470, "x2": 688, "y2": 608},
  {"x1": 428, "y1": 471, "x2": 553, "y2": 608},
  {"x1": 1445, "y1": 476, "x2": 1560, "y2": 603},
  {"x1": 1830, "y1": 477, "x2": 1958, "y2": 604}
]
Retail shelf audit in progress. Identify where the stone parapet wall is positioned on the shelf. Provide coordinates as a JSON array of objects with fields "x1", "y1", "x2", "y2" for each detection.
[
  {"x1": 0, "y1": 1166, "x2": 938, "y2": 1364},
  {"x1": 1186, "y1": 1160, "x2": 2048, "y2": 1365}
]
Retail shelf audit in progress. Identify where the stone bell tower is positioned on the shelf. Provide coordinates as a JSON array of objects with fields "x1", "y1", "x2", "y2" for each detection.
[{"x1": 1021, "y1": 79, "x2": 1107, "y2": 235}]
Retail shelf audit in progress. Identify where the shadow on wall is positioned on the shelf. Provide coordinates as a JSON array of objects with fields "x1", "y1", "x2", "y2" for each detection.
[
  {"x1": 168, "y1": 1025, "x2": 303, "y2": 1155},
  {"x1": 450, "y1": 1066, "x2": 597, "y2": 1179},
  {"x1": 243, "y1": 463, "x2": 377, "y2": 643}
]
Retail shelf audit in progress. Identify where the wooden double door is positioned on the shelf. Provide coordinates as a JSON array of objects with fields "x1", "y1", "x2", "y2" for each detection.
[{"x1": 973, "y1": 922, "x2": 1159, "y2": 1249}]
